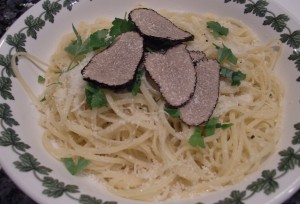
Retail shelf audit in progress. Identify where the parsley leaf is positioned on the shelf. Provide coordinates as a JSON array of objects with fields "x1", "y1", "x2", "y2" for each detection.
[
  {"x1": 189, "y1": 127, "x2": 205, "y2": 148},
  {"x1": 85, "y1": 82, "x2": 108, "y2": 109},
  {"x1": 64, "y1": 19, "x2": 135, "y2": 72},
  {"x1": 38, "y1": 75, "x2": 45, "y2": 84},
  {"x1": 220, "y1": 66, "x2": 246, "y2": 86},
  {"x1": 207, "y1": 21, "x2": 229, "y2": 37},
  {"x1": 232, "y1": 70, "x2": 247, "y2": 86},
  {"x1": 164, "y1": 107, "x2": 181, "y2": 118},
  {"x1": 204, "y1": 117, "x2": 233, "y2": 136},
  {"x1": 131, "y1": 66, "x2": 144, "y2": 96},
  {"x1": 109, "y1": 18, "x2": 136, "y2": 39},
  {"x1": 216, "y1": 123, "x2": 233, "y2": 129},
  {"x1": 214, "y1": 44, "x2": 238, "y2": 65},
  {"x1": 144, "y1": 46, "x2": 154, "y2": 52},
  {"x1": 204, "y1": 117, "x2": 218, "y2": 136},
  {"x1": 65, "y1": 24, "x2": 83, "y2": 56},
  {"x1": 62, "y1": 157, "x2": 91, "y2": 175},
  {"x1": 65, "y1": 28, "x2": 110, "y2": 57},
  {"x1": 79, "y1": 29, "x2": 110, "y2": 55}
]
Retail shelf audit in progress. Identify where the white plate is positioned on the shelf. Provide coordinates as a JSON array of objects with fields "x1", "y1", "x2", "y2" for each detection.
[{"x1": 0, "y1": 0, "x2": 300, "y2": 203}]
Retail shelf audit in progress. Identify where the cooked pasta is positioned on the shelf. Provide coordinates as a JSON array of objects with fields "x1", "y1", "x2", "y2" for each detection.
[{"x1": 12, "y1": 9, "x2": 283, "y2": 201}]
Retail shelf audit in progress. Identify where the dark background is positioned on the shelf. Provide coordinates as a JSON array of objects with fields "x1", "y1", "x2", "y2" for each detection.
[{"x1": 0, "y1": 0, "x2": 299, "y2": 203}]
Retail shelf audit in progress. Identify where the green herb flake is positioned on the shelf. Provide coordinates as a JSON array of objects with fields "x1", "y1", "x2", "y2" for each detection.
[
  {"x1": 65, "y1": 27, "x2": 110, "y2": 58},
  {"x1": 220, "y1": 66, "x2": 234, "y2": 78},
  {"x1": 189, "y1": 127, "x2": 205, "y2": 148},
  {"x1": 65, "y1": 24, "x2": 83, "y2": 57},
  {"x1": 85, "y1": 82, "x2": 108, "y2": 109},
  {"x1": 232, "y1": 70, "x2": 247, "y2": 86},
  {"x1": 131, "y1": 67, "x2": 144, "y2": 96},
  {"x1": 164, "y1": 108, "x2": 181, "y2": 118},
  {"x1": 214, "y1": 44, "x2": 238, "y2": 65},
  {"x1": 38, "y1": 75, "x2": 45, "y2": 84},
  {"x1": 204, "y1": 117, "x2": 233, "y2": 136},
  {"x1": 79, "y1": 29, "x2": 110, "y2": 55},
  {"x1": 216, "y1": 123, "x2": 233, "y2": 129},
  {"x1": 207, "y1": 21, "x2": 229, "y2": 37},
  {"x1": 144, "y1": 46, "x2": 153, "y2": 53},
  {"x1": 220, "y1": 66, "x2": 246, "y2": 86},
  {"x1": 64, "y1": 20, "x2": 135, "y2": 73},
  {"x1": 204, "y1": 117, "x2": 218, "y2": 136},
  {"x1": 62, "y1": 157, "x2": 91, "y2": 175},
  {"x1": 109, "y1": 18, "x2": 136, "y2": 39}
]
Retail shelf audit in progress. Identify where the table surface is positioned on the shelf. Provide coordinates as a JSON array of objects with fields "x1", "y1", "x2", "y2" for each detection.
[{"x1": 0, "y1": 0, "x2": 299, "y2": 203}]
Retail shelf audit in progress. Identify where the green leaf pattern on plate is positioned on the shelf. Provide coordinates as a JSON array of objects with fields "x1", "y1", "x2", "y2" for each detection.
[
  {"x1": 79, "y1": 194, "x2": 118, "y2": 204},
  {"x1": 14, "y1": 153, "x2": 52, "y2": 175},
  {"x1": 244, "y1": 0, "x2": 269, "y2": 17},
  {"x1": 0, "y1": 103, "x2": 19, "y2": 127},
  {"x1": 6, "y1": 33, "x2": 27, "y2": 53},
  {"x1": 0, "y1": 0, "x2": 118, "y2": 203},
  {"x1": 42, "y1": 176, "x2": 79, "y2": 198},
  {"x1": 247, "y1": 170, "x2": 279, "y2": 195},
  {"x1": 0, "y1": 77, "x2": 14, "y2": 100},
  {"x1": 0, "y1": 54, "x2": 15, "y2": 77},
  {"x1": 42, "y1": 0, "x2": 62, "y2": 23},
  {"x1": 0, "y1": 0, "x2": 299, "y2": 203},
  {"x1": 0, "y1": 128, "x2": 30, "y2": 152},
  {"x1": 263, "y1": 14, "x2": 289, "y2": 32},
  {"x1": 226, "y1": 0, "x2": 300, "y2": 80}
]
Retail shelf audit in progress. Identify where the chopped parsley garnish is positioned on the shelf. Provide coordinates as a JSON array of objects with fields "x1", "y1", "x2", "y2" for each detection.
[
  {"x1": 164, "y1": 108, "x2": 181, "y2": 118},
  {"x1": 81, "y1": 29, "x2": 111, "y2": 53},
  {"x1": 207, "y1": 21, "x2": 229, "y2": 37},
  {"x1": 65, "y1": 25, "x2": 109, "y2": 57},
  {"x1": 65, "y1": 24, "x2": 83, "y2": 57},
  {"x1": 85, "y1": 82, "x2": 108, "y2": 109},
  {"x1": 64, "y1": 25, "x2": 110, "y2": 72},
  {"x1": 62, "y1": 157, "x2": 91, "y2": 175},
  {"x1": 220, "y1": 66, "x2": 246, "y2": 86},
  {"x1": 64, "y1": 18, "x2": 136, "y2": 72},
  {"x1": 109, "y1": 18, "x2": 136, "y2": 39},
  {"x1": 189, "y1": 127, "x2": 205, "y2": 148},
  {"x1": 38, "y1": 75, "x2": 45, "y2": 84},
  {"x1": 144, "y1": 46, "x2": 154, "y2": 53},
  {"x1": 216, "y1": 123, "x2": 233, "y2": 130},
  {"x1": 214, "y1": 44, "x2": 238, "y2": 65},
  {"x1": 204, "y1": 117, "x2": 218, "y2": 136},
  {"x1": 188, "y1": 118, "x2": 232, "y2": 148},
  {"x1": 204, "y1": 117, "x2": 232, "y2": 136},
  {"x1": 65, "y1": 26, "x2": 110, "y2": 57},
  {"x1": 64, "y1": 18, "x2": 136, "y2": 108},
  {"x1": 232, "y1": 70, "x2": 247, "y2": 86},
  {"x1": 131, "y1": 66, "x2": 144, "y2": 96}
]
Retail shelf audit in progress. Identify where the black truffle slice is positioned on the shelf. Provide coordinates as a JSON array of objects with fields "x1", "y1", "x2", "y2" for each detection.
[
  {"x1": 82, "y1": 32, "x2": 143, "y2": 88},
  {"x1": 179, "y1": 59, "x2": 220, "y2": 126},
  {"x1": 129, "y1": 8, "x2": 194, "y2": 45},
  {"x1": 189, "y1": 50, "x2": 207, "y2": 65},
  {"x1": 144, "y1": 44, "x2": 196, "y2": 107}
]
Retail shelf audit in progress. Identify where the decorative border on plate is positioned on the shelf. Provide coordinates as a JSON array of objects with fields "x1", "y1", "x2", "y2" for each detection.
[
  {"x1": 0, "y1": 0, "x2": 299, "y2": 204},
  {"x1": 215, "y1": 1, "x2": 300, "y2": 203},
  {"x1": 0, "y1": 0, "x2": 117, "y2": 203}
]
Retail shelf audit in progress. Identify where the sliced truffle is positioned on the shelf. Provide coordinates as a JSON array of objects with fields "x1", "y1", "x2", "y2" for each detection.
[
  {"x1": 82, "y1": 31, "x2": 143, "y2": 88},
  {"x1": 189, "y1": 50, "x2": 207, "y2": 65},
  {"x1": 129, "y1": 8, "x2": 194, "y2": 46},
  {"x1": 144, "y1": 44, "x2": 196, "y2": 107},
  {"x1": 179, "y1": 59, "x2": 220, "y2": 126}
]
